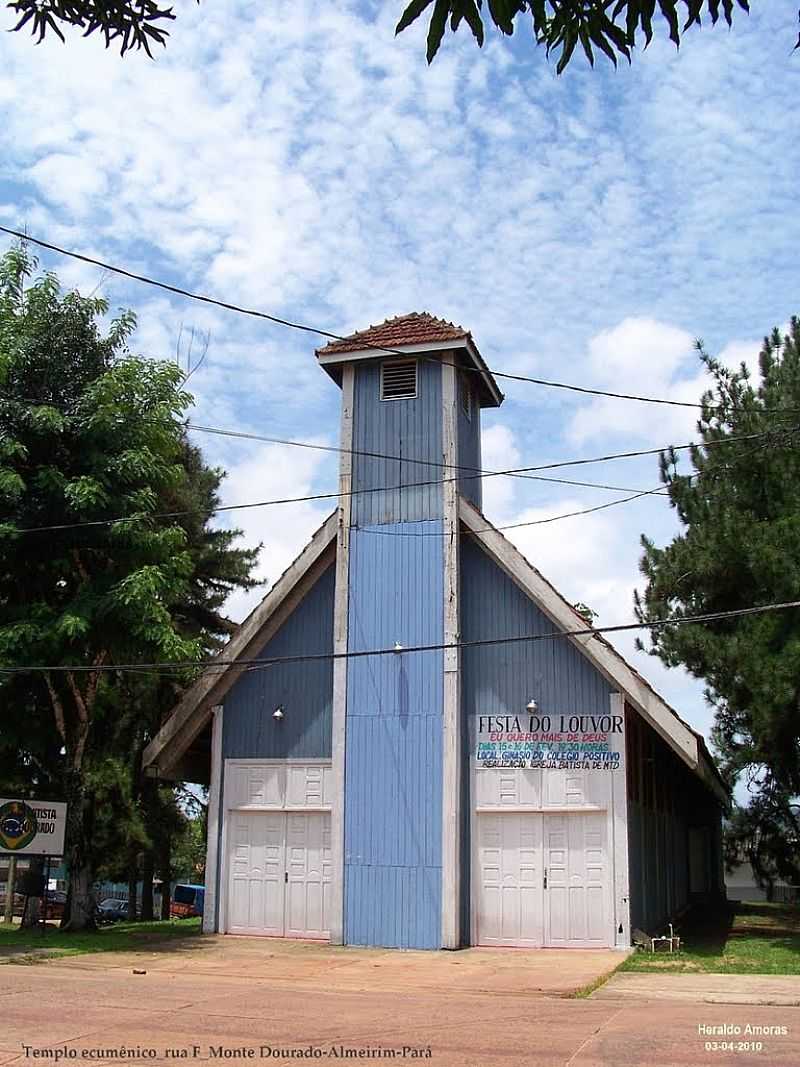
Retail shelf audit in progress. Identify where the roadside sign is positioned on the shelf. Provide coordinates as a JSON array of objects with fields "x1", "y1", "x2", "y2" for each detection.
[{"x1": 0, "y1": 799, "x2": 67, "y2": 857}]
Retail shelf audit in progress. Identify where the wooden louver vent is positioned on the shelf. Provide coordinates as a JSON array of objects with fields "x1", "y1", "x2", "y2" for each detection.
[{"x1": 381, "y1": 359, "x2": 417, "y2": 400}]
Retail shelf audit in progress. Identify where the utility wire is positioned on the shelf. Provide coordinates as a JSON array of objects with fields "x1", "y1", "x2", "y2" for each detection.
[
  {"x1": 1, "y1": 396, "x2": 663, "y2": 497},
  {"x1": 357, "y1": 424, "x2": 800, "y2": 538},
  {"x1": 2, "y1": 600, "x2": 798, "y2": 677},
  {"x1": 0, "y1": 224, "x2": 779, "y2": 414},
  {"x1": 2, "y1": 425, "x2": 787, "y2": 535}
]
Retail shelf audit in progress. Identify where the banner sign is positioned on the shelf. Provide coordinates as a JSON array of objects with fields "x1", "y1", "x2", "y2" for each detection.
[
  {"x1": 0, "y1": 799, "x2": 67, "y2": 856},
  {"x1": 474, "y1": 713, "x2": 624, "y2": 772}
]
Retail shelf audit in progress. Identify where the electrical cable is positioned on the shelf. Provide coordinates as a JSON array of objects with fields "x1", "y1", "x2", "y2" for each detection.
[
  {"x1": 2, "y1": 600, "x2": 798, "y2": 677},
  {"x1": 0, "y1": 395, "x2": 664, "y2": 497},
  {"x1": 1, "y1": 225, "x2": 785, "y2": 415},
  {"x1": 2, "y1": 424, "x2": 788, "y2": 535}
]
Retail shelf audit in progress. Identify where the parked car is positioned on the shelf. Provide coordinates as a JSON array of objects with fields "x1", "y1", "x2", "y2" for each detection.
[
  {"x1": 170, "y1": 884, "x2": 204, "y2": 919},
  {"x1": 96, "y1": 897, "x2": 130, "y2": 923},
  {"x1": 0, "y1": 891, "x2": 26, "y2": 917},
  {"x1": 45, "y1": 890, "x2": 67, "y2": 921}
]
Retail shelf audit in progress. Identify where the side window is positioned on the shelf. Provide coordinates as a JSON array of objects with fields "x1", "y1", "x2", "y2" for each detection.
[{"x1": 459, "y1": 370, "x2": 472, "y2": 420}]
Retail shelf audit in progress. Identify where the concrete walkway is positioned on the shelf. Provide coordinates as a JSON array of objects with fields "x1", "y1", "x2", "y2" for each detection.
[
  {"x1": 36, "y1": 934, "x2": 625, "y2": 997},
  {"x1": 593, "y1": 971, "x2": 800, "y2": 1006},
  {"x1": 2, "y1": 938, "x2": 800, "y2": 1065}
]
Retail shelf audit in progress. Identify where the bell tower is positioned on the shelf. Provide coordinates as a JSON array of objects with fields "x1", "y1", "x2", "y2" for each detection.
[{"x1": 316, "y1": 313, "x2": 503, "y2": 949}]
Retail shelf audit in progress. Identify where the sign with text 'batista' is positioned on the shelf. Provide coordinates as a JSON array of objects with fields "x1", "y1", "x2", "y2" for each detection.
[
  {"x1": 0, "y1": 799, "x2": 67, "y2": 856},
  {"x1": 474, "y1": 713, "x2": 624, "y2": 772}
]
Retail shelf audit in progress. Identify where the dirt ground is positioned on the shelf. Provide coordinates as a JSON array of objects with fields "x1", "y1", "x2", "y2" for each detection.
[{"x1": 2, "y1": 936, "x2": 799, "y2": 1066}]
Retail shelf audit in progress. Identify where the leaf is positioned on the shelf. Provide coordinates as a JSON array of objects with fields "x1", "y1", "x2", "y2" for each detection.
[
  {"x1": 556, "y1": 26, "x2": 578, "y2": 74},
  {"x1": 462, "y1": 0, "x2": 485, "y2": 45},
  {"x1": 658, "y1": 0, "x2": 680, "y2": 45},
  {"x1": 396, "y1": 0, "x2": 435, "y2": 35},
  {"x1": 427, "y1": 0, "x2": 450, "y2": 62}
]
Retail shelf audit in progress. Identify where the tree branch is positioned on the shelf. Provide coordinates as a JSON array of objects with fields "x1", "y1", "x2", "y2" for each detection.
[{"x1": 44, "y1": 672, "x2": 67, "y2": 745}]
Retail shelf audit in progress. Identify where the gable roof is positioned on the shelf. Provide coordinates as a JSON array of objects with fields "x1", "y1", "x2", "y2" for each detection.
[
  {"x1": 143, "y1": 490, "x2": 726, "y2": 807},
  {"x1": 458, "y1": 496, "x2": 728, "y2": 807},
  {"x1": 315, "y1": 312, "x2": 503, "y2": 408},
  {"x1": 141, "y1": 511, "x2": 338, "y2": 777},
  {"x1": 316, "y1": 312, "x2": 469, "y2": 355}
]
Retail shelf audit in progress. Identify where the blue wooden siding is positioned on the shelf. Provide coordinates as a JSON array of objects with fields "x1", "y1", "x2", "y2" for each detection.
[
  {"x1": 351, "y1": 360, "x2": 443, "y2": 527},
  {"x1": 344, "y1": 522, "x2": 444, "y2": 949},
  {"x1": 221, "y1": 564, "x2": 335, "y2": 761},
  {"x1": 458, "y1": 537, "x2": 614, "y2": 942},
  {"x1": 456, "y1": 373, "x2": 482, "y2": 509},
  {"x1": 626, "y1": 707, "x2": 722, "y2": 933}
]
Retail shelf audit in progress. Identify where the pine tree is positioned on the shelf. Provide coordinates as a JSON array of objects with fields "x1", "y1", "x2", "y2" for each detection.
[{"x1": 635, "y1": 318, "x2": 800, "y2": 885}]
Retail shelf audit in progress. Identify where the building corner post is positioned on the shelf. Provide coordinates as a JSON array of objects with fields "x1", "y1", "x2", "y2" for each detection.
[
  {"x1": 441, "y1": 354, "x2": 462, "y2": 949},
  {"x1": 330, "y1": 363, "x2": 354, "y2": 945},
  {"x1": 203, "y1": 704, "x2": 224, "y2": 934},
  {"x1": 610, "y1": 691, "x2": 631, "y2": 948}
]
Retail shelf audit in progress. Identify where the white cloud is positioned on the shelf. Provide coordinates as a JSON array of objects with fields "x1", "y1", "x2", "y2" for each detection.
[
  {"x1": 1, "y1": 0, "x2": 797, "y2": 753},
  {"x1": 567, "y1": 317, "x2": 704, "y2": 446},
  {"x1": 214, "y1": 440, "x2": 332, "y2": 623}
]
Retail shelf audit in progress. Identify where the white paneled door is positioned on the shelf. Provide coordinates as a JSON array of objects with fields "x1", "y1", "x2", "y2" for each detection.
[
  {"x1": 476, "y1": 812, "x2": 610, "y2": 948},
  {"x1": 227, "y1": 811, "x2": 331, "y2": 938},
  {"x1": 476, "y1": 813, "x2": 543, "y2": 947},
  {"x1": 544, "y1": 812, "x2": 609, "y2": 947}
]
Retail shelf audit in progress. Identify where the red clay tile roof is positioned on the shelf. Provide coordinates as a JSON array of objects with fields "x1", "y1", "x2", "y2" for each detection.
[{"x1": 316, "y1": 312, "x2": 470, "y2": 356}]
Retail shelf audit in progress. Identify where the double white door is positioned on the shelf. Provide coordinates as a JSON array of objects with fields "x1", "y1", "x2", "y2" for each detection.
[
  {"x1": 227, "y1": 811, "x2": 331, "y2": 938},
  {"x1": 476, "y1": 811, "x2": 609, "y2": 948}
]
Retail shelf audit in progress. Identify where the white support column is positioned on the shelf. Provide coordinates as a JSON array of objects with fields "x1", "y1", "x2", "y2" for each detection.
[
  {"x1": 610, "y1": 691, "x2": 631, "y2": 948},
  {"x1": 441, "y1": 354, "x2": 462, "y2": 949},
  {"x1": 329, "y1": 363, "x2": 354, "y2": 945},
  {"x1": 203, "y1": 704, "x2": 224, "y2": 934}
]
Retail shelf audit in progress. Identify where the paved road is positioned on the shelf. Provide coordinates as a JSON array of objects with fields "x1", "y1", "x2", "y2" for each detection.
[{"x1": 1, "y1": 940, "x2": 798, "y2": 1066}]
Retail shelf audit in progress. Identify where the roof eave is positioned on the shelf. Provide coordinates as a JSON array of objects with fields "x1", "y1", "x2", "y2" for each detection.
[
  {"x1": 458, "y1": 495, "x2": 727, "y2": 801},
  {"x1": 317, "y1": 337, "x2": 503, "y2": 408},
  {"x1": 142, "y1": 511, "x2": 338, "y2": 777}
]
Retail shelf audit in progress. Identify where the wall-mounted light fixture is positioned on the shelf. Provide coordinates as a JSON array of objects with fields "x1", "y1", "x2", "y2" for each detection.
[
  {"x1": 526, "y1": 698, "x2": 538, "y2": 712},
  {"x1": 393, "y1": 642, "x2": 404, "y2": 653},
  {"x1": 272, "y1": 706, "x2": 285, "y2": 721}
]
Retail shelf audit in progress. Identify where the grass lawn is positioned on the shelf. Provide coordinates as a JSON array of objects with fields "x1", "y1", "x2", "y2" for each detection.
[
  {"x1": 0, "y1": 916, "x2": 202, "y2": 963},
  {"x1": 621, "y1": 901, "x2": 800, "y2": 975}
]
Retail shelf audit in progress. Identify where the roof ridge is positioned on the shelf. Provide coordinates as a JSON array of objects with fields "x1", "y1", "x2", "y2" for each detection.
[{"x1": 315, "y1": 311, "x2": 469, "y2": 357}]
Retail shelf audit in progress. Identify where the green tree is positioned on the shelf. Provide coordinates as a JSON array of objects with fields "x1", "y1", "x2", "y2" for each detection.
[
  {"x1": 724, "y1": 788, "x2": 800, "y2": 901},
  {"x1": 635, "y1": 318, "x2": 800, "y2": 865},
  {"x1": 0, "y1": 244, "x2": 258, "y2": 928},
  {"x1": 7, "y1": 1, "x2": 799, "y2": 68}
]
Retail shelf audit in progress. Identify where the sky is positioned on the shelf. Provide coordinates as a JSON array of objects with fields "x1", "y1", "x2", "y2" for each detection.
[{"x1": 1, "y1": 2, "x2": 798, "y2": 762}]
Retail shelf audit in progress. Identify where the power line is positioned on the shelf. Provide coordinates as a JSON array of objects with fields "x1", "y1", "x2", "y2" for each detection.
[
  {"x1": 2, "y1": 396, "x2": 660, "y2": 497},
  {"x1": 2, "y1": 600, "x2": 798, "y2": 677},
  {"x1": 334, "y1": 424, "x2": 800, "y2": 538},
  {"x1": 2, "y1": 425, "x2": 787, "y2": 535},
  {"x1": 0, "y1": 224, "x2": 775, "y2": 414},
  {"x1": 359, "y1": 483, "x2": 667, "y2": 537}
]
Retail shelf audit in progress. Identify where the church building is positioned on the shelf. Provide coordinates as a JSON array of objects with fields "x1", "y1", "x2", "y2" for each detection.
[{"x1": 143, "y1": 313, "x2": 727, "y2": 951}]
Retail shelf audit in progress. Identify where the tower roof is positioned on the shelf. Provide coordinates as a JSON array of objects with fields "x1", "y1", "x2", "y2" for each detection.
[
  {"x1": 315, "y1": 312, "x2": 503, "y2": 407},
  {"x1": 316, "y1": 312, "x2": 470, "y2": 355}
]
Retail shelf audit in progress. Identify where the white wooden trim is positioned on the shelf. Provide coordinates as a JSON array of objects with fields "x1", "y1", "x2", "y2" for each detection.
[
  {"x1": 319, "y1": 339, "x2": 466, "y2": 364},
  {"x1": 218, "y1": 778, "x2": 229, "y2": 936},
  {"x1": 329, "y1": 363, "x2": 354, "y2": 945},
  {"x1": 458, "y1": 496, "x2": 701, "y2": 772},
  {"x1": 202, "y1": 705, "x2": 223, "y2": 934},
  {"x1": 317, "y1": 336, "x2": 502, "y2": 408},
  {"x1": 610, "y1": 692, "x2": 631, "y2": 948},
  {"x1": 225, "y1": 758, "x2": 332, "y2": 767},
  {"x1": 229, "y1": 805, "x2": 332, "y2": 813},
  {"x1": 142, "y1": 514, "x2": 337, "y2": 775},
  {"x1": 474, "y1": 805, "x2": 606, "y2": 814},
  {"x1": 441, "y1": 354, "x2": 461, "y2": 950}
]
